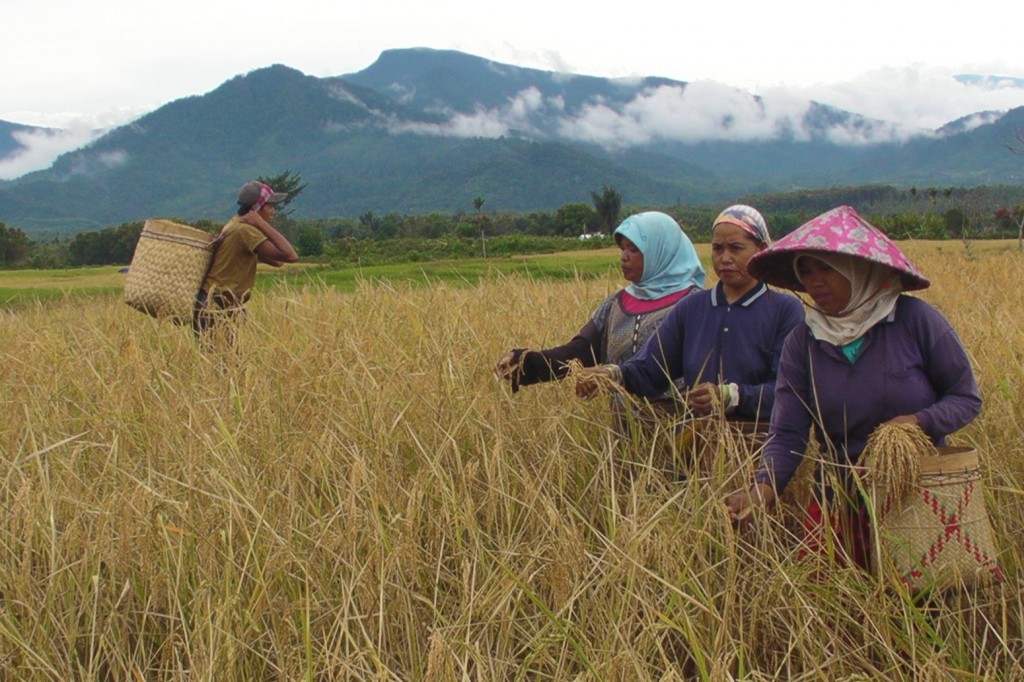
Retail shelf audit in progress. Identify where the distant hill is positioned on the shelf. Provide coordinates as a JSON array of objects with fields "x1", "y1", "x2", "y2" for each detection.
[
  {"x1": 343, "y1": 47, "x2": 687, "y2": 119},
  {"x1": 2, "y1": 48, "x2": 1023, "y2": 235}
]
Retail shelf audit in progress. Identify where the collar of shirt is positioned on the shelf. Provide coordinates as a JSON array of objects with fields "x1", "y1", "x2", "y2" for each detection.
[{"x1": 709, "y1": 281, "x2": 768, "y2": 308}]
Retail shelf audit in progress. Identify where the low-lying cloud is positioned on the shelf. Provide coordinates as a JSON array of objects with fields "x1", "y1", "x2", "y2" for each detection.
[
  {"x1": 389, "y1": 80, "x2": 920, "y2": 148},
  {"x1": 0, "y1": 108, "x2": 146, "y2": 180},
  {"x1": 66, "y1": 149, "x2": 129, "y2": 177},
  {"x1": 558, "y1": 82, "x2": 823, "y2": 147},
  {"x1": 389, "y1": 86, "x2": 558, "y2": 138},
  {"x1": 786, "y1": 65, "x2": 1024, "y2": 131},
  {"x1": 0, "y1": 125, "x2": 100, "y2": 180},
  {"x1": 389, "y1": 65, "x2": 1024, "y2": 149}
]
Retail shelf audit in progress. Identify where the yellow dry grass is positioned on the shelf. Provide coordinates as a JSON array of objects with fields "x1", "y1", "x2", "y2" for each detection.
[{"x1": 0, "y1": 241, "x2": 1023, "y2": 680}]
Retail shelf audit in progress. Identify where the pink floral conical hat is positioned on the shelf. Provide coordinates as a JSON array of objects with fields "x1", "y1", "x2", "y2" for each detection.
[{"x1": 747, "y1": 205, "x2": 930, "y2": 292}]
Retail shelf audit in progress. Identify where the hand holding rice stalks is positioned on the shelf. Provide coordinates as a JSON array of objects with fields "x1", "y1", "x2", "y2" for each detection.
[
  {"x1": 568, "y1": 359, "x2": 625, "y2": 399},
  {"x1": 860, "y1": 421, "x2": 936, "y2": 508}
]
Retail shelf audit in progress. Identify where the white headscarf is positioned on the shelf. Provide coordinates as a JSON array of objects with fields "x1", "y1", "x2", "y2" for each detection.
[{"x1": 795, "y1": 253, "x2": 902, "y2": 346}]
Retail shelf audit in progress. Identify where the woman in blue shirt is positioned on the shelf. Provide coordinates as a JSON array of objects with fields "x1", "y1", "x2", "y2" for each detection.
[{"x1": 577, "y1": 205, "x2": 803, "y2": 424}]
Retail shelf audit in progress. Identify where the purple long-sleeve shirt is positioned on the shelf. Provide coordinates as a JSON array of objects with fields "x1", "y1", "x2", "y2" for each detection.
[
  {"x1": 757, "y1": 295, "x2": 982, "y2": 493},
  {"x1": 619, "y1": 282, "x2": 805, "y2": 421}
]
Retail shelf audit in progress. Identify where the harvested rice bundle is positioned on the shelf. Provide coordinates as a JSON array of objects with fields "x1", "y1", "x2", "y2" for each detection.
[
  {"x1": 860, "y1": 422, "x2": 935, "y2": 508},
  {"x1": 567, "y1": 359, "x2": 624, "y2": 398}
]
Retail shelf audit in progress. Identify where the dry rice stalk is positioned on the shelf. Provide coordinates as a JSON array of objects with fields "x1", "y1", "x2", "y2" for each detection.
[
  {"x1": 566, "y1": 358, "x2": 626, "y2": 397},
  {"x1": 703, "y1": 382, "x2": 724, "y2": 416},
  {"x1": 860, "y1": 421, "x2": 936, "y2": 507},
  {"x1": 663, "y1": 383, "x2": 739, "y2": 473},
  {"x1": 424, "y1": 629, "x2": 455, "y2": 682}
]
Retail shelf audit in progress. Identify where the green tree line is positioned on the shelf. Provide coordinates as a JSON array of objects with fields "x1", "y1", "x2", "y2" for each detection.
[{"x1": 2, "y1": 183, "x2": 1023, "y2": 269}]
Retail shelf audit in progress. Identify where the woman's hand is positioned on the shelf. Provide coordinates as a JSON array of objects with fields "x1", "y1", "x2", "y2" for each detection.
[
  {"x1": 494, "y1": 350, "x2": 523, "y2": 381},
  {"x1": 575, "y1": 366, "x2": 617, "y2": 399},
  {"x1": 687, "y1": 382, "x2": 719, "y2": 416},
  {"x1": 724, "y1": 483, "x2": 776, "y2": 526}
]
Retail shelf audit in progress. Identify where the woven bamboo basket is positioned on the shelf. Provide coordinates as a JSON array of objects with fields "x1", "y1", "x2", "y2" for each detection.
[
  {"x1": 124, "y1": 219, "x2": 216, "y2": 323},
  {"x1": 871, "y1": 446, "x2": 1003, "y2": 590}
]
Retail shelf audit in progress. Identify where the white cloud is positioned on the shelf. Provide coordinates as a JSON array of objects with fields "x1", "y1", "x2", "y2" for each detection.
[
  {"x1": 821, "y1": 120, "x2": 917, "y2": 146},
  {"x1": 97, "y1": 150, "x2": 129, "y2": 169},
  {"x1": 389, "y1": 86, "x2": 554, "y2": 138},
  {"x1": 326, "y1": 84, "x2": 366, "y2": 106},
  {"x1": 0, "y1": 107, "x2": 148, "y2": 180},
  {"x1": 0, "y1": 125, "x2": 100, "y2": 180},
  {"x1": 66, "y1": 148, "x2": 130, "y2": 178},
  {"x1": 784, "y1": 65, "x2": 1024, "y2": 130},
  {"x1": 384, "y1": 82, "x2": 417, "y2": 104},
  {"x1": 947, "y1": 111, "x2": 1004, "y2": 133},
  {"x1": 384, "y1": 80, "x2": 931, "y2": 149},
  {"x1": 555, "y1": 81, "x2": 912, "y2": 148}
]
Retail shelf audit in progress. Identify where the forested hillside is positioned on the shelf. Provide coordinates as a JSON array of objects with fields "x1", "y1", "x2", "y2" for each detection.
[{"x1": 1, "y1": 49, "x2": 1023, "y2": 234}]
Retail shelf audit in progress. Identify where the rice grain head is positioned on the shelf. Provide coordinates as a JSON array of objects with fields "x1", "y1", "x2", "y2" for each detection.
[{"x1": 860, "y1": 421, "x2": 935, "y2": 509}]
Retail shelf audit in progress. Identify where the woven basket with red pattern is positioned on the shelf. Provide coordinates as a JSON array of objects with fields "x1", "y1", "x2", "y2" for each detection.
[{"x1": 871, "y1": 446, "x2": 1003, "y2": 590}]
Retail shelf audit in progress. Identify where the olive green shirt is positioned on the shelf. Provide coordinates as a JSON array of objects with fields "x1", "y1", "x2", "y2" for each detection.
[{"x1": 201, "y1": 217, "x2": 268, "y2": 302}]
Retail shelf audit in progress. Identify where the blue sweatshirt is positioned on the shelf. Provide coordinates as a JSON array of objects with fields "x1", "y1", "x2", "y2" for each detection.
[
  {"x1": 619, "y1": 282, "x2": 805, "y2": 421},
  {"x1": 757, "y1": 295, "x2": 982, "y2": 493}
]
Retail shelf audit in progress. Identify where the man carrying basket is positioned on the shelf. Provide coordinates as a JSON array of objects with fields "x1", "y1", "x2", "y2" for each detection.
[{"x1": 193, "y1": 180, "x2": 299, "y2": 335}]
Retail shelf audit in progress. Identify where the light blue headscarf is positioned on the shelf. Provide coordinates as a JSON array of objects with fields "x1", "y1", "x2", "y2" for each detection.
[{"x1": 614, "y1": 211, "x2": 706, "y2": 300}]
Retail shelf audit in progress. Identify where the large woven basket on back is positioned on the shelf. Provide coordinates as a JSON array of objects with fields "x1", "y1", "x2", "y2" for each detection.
[
  {"x1": 124, "y1": 219, "x2": 216, "y2": 323},
  {"x1": 871, "y1": 446, "x2": 1003, "y2": 590}
]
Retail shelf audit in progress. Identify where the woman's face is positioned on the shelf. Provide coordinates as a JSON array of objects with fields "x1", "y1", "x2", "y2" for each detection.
[
  {"x1": 619, "y1": 236, "x2": 644, "y2": 283},
  {"x1": 796, "y1": 256, "x2": 852, "y2": 314},
  {"x1": 711, "y1": 223, "x2": 764, "y2": 293}
]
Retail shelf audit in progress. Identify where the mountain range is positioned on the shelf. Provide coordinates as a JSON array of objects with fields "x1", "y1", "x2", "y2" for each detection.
[{"x1": 2, "y1": 48, "x2": 1023, "y2": 235}]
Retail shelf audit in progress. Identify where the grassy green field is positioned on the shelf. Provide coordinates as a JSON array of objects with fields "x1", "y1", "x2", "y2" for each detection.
[
  {"x1": 0, "y1": 250, "x2": 632, "y2": 309},
  {"x1": 1, "y1": 240, "x2": 1022, "y2": 679},
  {"x1": 0, "y1": 267, "x2": 129, "y2": 307},
  {"x1": 3, "y1": 239, "x2": 1010, "y2": 307}
]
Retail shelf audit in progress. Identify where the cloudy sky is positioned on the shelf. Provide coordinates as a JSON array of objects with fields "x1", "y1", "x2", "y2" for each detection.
[{"x1": 3, "y1": 0, "x2": 1024, "y2": 178}]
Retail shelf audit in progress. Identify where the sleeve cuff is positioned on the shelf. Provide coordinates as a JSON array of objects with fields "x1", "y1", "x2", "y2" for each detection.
[
  {"x1": 722, "y1": 383, "x2": 740, "y2": 414},
  {"x1": 601, "y1": 364, "x2": 623, "y2": 384}
]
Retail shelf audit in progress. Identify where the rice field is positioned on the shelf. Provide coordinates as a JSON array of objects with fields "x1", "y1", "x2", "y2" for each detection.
[{"x1": 1, "y1": 240, "x2": 1022, "y2": 680}]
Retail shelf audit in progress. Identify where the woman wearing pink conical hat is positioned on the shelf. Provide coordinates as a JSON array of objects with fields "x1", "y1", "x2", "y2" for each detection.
[{"x1": 725, "y1": 206, "x2": 981, "y2": 569}]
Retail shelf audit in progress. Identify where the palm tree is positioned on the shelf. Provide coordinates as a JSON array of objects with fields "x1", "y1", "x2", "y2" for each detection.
[
  {"x1": 256, "y1": 170, "x2": 307, "y2": 214},
  {"x1": 473, "y1": 196, "x2": 487, "y2": 257},
  {"x1": 590, "y1": 185, "x2": 622, "y2": 234}
]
